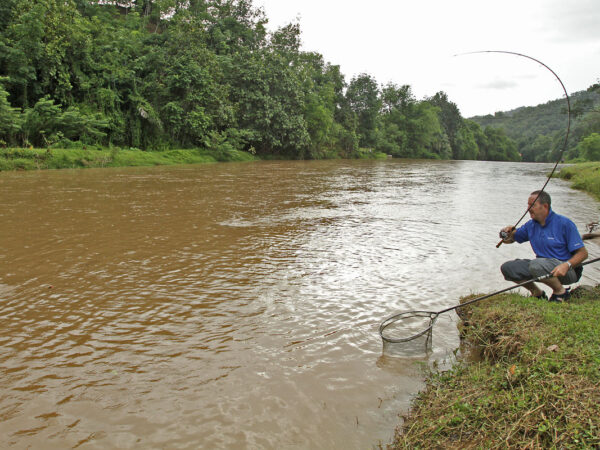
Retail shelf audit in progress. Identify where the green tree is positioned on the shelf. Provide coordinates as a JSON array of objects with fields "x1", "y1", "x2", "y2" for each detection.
[
  {"x1": 225, "y1": 26, "x2": 310, "y2": 156},
  {"x1": 346, "y1": 73, "x2": 380, "y2": 148},
  {"x1": 20, "y1": 96, "x2": 107, "y2": 147},
  {"x1": 454, "y1": 122, "x2": 479, "y2": 160},
  {"x1": 524, "y1": 134, "x2": 553, "y2": 162},
  {"x1": 578, "y1": 133, "x2": 600, "y2": 161},
  {"x1": 21, "y1": 96, "x2": 62, "y2": 146},
  {"x1": 428, "y1": 91, "x2": 462, "y2": 158},
  {"x1": 0, "y1": 0, "x2": 92, "y2": 107},
  {"x1": 480, "y1": 127, "x2": 520, "y2": 161},
  {"x1": 410, "y1": 101, "x2": 450, "y2": 159},
  {"x1": 0, "y1": 79, "x2": 21, "y2": 145}
]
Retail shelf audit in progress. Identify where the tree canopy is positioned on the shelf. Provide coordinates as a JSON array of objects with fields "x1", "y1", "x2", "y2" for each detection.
[
  {"x1": 0, "y1": 0, "x2": 528, "y2": 162},
  {"x1": 471, "y1": 88, "x2": 600, "y2": 162}
]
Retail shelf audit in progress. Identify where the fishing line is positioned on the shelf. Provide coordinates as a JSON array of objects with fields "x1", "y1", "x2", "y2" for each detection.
[{"x1": 455, "y1": 51, "x2": 572, "y2": 248}]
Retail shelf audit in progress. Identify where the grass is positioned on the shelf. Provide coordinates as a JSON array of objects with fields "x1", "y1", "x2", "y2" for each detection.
[
  {"x1": 558, "y1": 162, "x2": 600, "y2": 200},
  {"x1": 389, "y1": 288, "x2": 600, "y2": 449},
  {"x1": 356, "y1": 147, "x2": 390, "y2": 160},
  {"x1": 0, "y1": 145, "x2": 393, "y2": 171},
  {"x1": 0, "y1": 147, "x2": 257, "y2": 171}
]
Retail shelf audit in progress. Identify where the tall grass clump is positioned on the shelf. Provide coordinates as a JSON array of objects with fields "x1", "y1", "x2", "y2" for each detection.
[
  {"x1": 558, "y1": 163, "x2": 600, "y2": 200},
  {"x1": 390, "y1": 288, "x2": 600, "y2": 449}
]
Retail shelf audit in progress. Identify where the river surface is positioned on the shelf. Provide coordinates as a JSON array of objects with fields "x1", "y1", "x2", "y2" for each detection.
[{"x1": 1, "y1": 159, "x2": 599, "y2": 449}]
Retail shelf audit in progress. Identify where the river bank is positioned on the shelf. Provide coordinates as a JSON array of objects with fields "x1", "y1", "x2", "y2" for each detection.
[
  {"x1": 0, "y1": 146, "x2": 389, "y2": 171},
  {"x1": 389, "y1": 163, "x2": 600, "y2": 448},
  {"x1": 0, "y1": 147, "x2": 257, "y2": 170},
  {"x1": 558, "y1": 162, "x2": 600, "y2": 200},
  {"x1": 390, "y1": 289, "x2": 600, "y2": 448}
]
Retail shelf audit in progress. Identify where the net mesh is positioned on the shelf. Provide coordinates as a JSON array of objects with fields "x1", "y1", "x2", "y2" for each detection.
[
  {"x1": 379, "y1": 311, "x2": 436, "y2": 356},
  {"x1": 381, "y1": 330, "x2": 432, "y2": 357}
]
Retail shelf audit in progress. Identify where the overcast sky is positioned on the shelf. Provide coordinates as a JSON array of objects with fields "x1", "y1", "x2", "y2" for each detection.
[{"x1": 256, "y1": 0, "x2": 600, "y2": 117}]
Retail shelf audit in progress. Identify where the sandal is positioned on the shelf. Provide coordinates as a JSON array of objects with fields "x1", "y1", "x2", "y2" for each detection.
[{"x1": 549, "y1": 288, "x2": 571, "y2": 303}]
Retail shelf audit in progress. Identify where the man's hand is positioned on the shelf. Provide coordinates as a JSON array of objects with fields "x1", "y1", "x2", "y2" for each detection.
[
  {"x1": 499, "y1": 226, "x2": 516, "y2": 243},
  {"x1": 551, "y1": 262, "x2": 570, "y2": 278},
  {"x1": 551, "y1": 247, "x2": 588, "y2": 278}
]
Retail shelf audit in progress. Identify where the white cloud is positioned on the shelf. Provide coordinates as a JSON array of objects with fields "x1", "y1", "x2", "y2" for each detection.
[{"x1": 477, "y1": 80, "x2": 519, "y2": 90}]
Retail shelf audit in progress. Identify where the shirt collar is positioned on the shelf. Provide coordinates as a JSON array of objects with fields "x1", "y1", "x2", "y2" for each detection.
[{"x1": 544, "y1": 208, "x2": 555, "y2": 225}]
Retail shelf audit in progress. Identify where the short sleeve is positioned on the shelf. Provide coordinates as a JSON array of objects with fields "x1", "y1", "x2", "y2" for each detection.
[
  {"x1": 565, "y1": 219, "x2": 584, "y2": 253},
  {"x1": 514, "y1": 222, "x2": 530, "y2": 243}
]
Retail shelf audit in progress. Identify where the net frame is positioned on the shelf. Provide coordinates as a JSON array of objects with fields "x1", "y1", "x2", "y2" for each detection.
[{"x1": 379, "y1": 310, "x2": 438, "y2": 344}]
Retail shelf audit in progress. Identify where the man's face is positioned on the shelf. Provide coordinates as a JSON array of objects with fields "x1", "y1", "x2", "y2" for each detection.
[{"x1": 528, "y1": 195, "x2": 549, "y2": 223}]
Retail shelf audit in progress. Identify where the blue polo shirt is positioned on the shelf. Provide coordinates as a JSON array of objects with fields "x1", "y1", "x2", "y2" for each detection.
[{"x1": 514, "y1": 209, "x2": 584, "y2": 260}]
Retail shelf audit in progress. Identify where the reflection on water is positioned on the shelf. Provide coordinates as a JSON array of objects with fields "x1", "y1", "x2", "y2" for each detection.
[{"x1": 1, "y1": 159, "x2": 599, "y2": 448}]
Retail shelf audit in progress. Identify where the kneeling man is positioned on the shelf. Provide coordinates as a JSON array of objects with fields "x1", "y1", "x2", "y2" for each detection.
[{"x1": 500, "y1": 190, "x2": 587, "y2": 302}]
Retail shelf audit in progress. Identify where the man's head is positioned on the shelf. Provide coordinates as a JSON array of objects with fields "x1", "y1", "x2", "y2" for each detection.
[{"x1": 528, "y1": 190, "x2": 551, "y2": 223}]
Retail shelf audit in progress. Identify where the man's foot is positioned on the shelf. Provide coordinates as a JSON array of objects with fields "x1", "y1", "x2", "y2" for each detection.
[
  {"x1": 532, "y1": 291, "x2": 548, "y2": 300},
  {"x1": 549, "y1": 288, "x2": 571, "y2": 303}
]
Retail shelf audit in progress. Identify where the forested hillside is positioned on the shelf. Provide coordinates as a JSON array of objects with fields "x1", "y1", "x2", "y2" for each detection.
[
  {"x1": 0, "y1": 0, "x2": 557, "y2": 162},
  {"x1": 471, "y1": 87, "x2": 600, "y2": 162}
]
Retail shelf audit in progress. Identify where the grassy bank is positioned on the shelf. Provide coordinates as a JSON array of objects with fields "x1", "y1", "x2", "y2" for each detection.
[
  {"x1": 0, "y1": 146, "x2": 390, "y2": 171},
  {"x1": 0, "y1": 147, "x2": 259, "y2": 171},
  {"x1": 390, "y1": 289, "x2": 600, "y2": 448},
  {"x1": 558, "y1": 162, "x2": 600, "y2": 200}
]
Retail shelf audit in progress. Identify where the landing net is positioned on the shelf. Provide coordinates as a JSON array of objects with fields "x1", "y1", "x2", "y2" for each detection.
[
  {"x1": 379, "y1": 311, "x2": 437, "y2": 356},
  {"x1": 378, "y1": 257, "x2": 600, "y2": 355}
]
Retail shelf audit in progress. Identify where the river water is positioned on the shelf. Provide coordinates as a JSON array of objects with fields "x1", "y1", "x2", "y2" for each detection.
[{"x1": 1, "y1": 159, "x2": 599, "y2": 449}]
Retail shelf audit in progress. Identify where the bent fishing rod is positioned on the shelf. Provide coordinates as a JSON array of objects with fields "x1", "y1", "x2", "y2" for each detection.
[{"x1": 456, "y1": 51, "x2": 571, "y2": 248}]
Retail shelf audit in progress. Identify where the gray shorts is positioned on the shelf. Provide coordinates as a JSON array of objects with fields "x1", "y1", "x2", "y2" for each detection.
[{"x1": 500, "y1": 258, "x2": 580, "y2": 285}]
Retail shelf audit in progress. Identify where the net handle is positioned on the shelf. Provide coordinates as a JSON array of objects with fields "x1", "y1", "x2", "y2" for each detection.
[
  {"x1": 439, "y1": 256, "x2": 600, "y2": 315},
  {"x1": 380, "y1": 256, "x2": 600, "y2": 343}
]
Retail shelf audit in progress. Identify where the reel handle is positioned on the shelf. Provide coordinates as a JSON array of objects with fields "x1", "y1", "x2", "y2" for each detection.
[{"x1": 496, "y1": 226, "x2": 516, "y2": 248}]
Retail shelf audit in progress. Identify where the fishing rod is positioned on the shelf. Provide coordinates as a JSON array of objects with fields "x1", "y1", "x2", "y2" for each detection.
[{"x1": 455, "y1": 51, "x2": 571, "y2": 248}]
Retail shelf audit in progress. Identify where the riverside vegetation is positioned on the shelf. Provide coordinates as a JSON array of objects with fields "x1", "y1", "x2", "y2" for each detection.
[
  {"x1": 0, "y1": 145, "x2": 390, "y2": 171},
  {"x1": 558, "y1": 162, "x2": 600, "y2": 201},
  {"x1": 471, "y1": 86, "x2": 600, "y2": 162},
  {"x1": 1, "y1": 2, "x2": 598, "y2": 170},
  {"x1": 0, "y1": 146, "x2": 257, "y2": 171},
  {"x1": 390, "y1": 168, "x2": 600, "y2": 449},
  {"x1": 3, "y1": 0, "x2": 589, "y2": 167}
]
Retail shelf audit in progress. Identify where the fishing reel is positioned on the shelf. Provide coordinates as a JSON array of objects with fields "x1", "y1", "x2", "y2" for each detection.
[{"x1": 498, "y1": 226, "x2": 515, "y2": 241}]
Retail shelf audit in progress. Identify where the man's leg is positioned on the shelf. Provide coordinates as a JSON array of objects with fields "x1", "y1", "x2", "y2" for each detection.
[
  {"x1": 528, "y1": 258, "x2": 578, "y2": 296},
  {"x1": 500, "y1": 259, "x2": 545, "y2": 297}
]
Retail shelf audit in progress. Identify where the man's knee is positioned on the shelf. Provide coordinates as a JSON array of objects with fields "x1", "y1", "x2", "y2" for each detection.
[
  {"x1": 501, "y1": 259, "x2": 532, "y2": 281},
  {"x1": 528, "y1": 258, "x2": 558, "y2": 278},
  {"x1": 500, "y1": 261, "x2": 511, "y2": 279},
  {"x1": 501, "y1": 260, "x2": 521, "y2": 281}
]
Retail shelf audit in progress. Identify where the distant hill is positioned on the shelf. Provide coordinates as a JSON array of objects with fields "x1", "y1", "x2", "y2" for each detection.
[{"x1": 470, "y1": 89, "x2": 600, "y2": 161}]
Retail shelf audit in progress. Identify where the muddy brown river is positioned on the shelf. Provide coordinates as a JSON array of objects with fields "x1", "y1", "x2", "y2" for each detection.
[{"x1": 1, "y1": 159, "x2": 599, "y2": 448}]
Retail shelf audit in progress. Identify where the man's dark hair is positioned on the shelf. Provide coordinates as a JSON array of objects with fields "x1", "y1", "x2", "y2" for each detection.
[{"x1": 530, "y1": 190, "x2": 551, "y2": 206}]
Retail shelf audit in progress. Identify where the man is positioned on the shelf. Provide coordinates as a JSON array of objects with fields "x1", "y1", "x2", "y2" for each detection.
[{"x1": 500, "y1": 190, "x2": 588, "y2": 302}]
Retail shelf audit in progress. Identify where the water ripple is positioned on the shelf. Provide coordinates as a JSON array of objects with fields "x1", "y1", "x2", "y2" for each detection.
[{"x1": 1, "y1": 160, "x2": 599, "y2": 448}]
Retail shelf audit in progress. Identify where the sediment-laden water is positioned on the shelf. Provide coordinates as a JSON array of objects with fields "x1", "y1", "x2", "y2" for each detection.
[{"x1": 1, "y1": 159, "x2": 598, "y2": 448}]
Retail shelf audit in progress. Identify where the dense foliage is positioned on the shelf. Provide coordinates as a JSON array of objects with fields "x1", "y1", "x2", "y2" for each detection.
[
  {"x1": 471, "y1": 87, "x2": 600, "y2": 162},
  {"x1": 1, "y1": 0, "x2": 520, "y2": 161}
]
